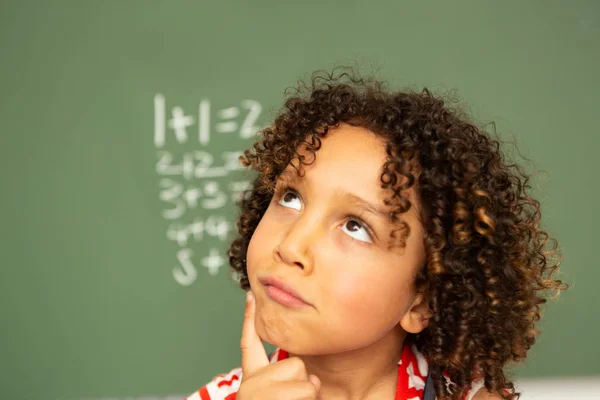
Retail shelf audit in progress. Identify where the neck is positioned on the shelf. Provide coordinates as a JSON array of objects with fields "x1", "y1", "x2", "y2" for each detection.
[{"x1": 290, "y1": 325, "x2": 407, "y2": 400}]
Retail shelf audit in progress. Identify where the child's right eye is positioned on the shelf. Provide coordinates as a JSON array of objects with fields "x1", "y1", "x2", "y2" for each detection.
[{"x1": 278, "y1": 189, "x2": 302, "y2": 211}]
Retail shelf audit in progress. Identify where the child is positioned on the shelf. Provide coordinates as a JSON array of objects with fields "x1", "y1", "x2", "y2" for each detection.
[{"x1": 185, "y1": 69, "x2": 566, "y2": 400}]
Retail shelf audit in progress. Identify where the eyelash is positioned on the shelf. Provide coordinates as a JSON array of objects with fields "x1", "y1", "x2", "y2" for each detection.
[{"x1": 273, "y1": 185, "x2": 377, "y2": 243}]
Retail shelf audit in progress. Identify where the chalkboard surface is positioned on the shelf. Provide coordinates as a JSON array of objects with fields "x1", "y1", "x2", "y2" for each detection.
[{"x1": 1, "y1": 1, "x2": 598, "y2": 399}]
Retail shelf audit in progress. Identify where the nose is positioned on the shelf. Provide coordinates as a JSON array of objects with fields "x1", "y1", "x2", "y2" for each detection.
[{"x1": 274, "y1": 214, "x2": 317, "y2": 273}]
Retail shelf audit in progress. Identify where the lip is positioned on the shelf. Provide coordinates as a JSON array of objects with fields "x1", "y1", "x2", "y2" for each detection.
[{"x1": 258, "y1": 275, "x2": 312, "y2": 308}]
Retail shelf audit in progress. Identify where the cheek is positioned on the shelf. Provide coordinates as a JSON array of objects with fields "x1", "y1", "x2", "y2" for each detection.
[
  {"x1": 246, "y1": 210, "x2": 277, "y2": 281},
  {"x1": 246, "y1": 225, "x2": 265, "y2": 280},
  {"x1": 325, "y1": 263, "x2": 414, "y2": 330}
]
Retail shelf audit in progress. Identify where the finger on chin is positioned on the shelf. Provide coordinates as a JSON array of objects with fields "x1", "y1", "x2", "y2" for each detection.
[{"x1": 240, "y1": 291, "x2": 269, "y2": 376}]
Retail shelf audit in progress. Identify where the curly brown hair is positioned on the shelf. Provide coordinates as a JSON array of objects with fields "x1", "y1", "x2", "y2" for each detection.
[{"x1": 227, "y1": 68, "x2": 567, "y2": 399}]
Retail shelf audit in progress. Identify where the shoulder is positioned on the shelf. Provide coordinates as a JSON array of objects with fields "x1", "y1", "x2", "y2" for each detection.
[
  {"x1": 470, "y1": 389, "x2": 505, "y2": 400},
  {"x1": 185, "y1": 366, "x2": 243, "y2": 400},
  {"x1": 464, "y1": 378, "x2": 508, "y2": 400}
]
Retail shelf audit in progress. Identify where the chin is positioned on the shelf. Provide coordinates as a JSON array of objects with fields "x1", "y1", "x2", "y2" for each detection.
[
  {"x1": 256, "y1": 323, "x2": 345, "y2": 356},
  {"x1": 255, "y1": 319, "x2": 310, "y2": 354},
  {"x1": 255, "y1": 315, "x2": 291, "y2": 347}
]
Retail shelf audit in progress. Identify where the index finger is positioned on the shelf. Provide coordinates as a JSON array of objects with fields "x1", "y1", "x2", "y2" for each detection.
[{"x1": 241, "y1": 291, "x2": 269, "y2": 377}]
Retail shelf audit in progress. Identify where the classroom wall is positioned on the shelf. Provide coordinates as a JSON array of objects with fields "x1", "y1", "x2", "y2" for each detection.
[{"x1": 1, "y1": 1, "x2": 598, "y2": 399}]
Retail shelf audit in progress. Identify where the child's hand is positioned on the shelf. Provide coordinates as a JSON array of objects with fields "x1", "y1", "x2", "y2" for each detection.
[{"x1": 237, "y1": 291, "x2": 321, "y2": 400}]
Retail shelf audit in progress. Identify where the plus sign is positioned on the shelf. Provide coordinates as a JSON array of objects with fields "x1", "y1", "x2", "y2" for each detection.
[
  {"x1": 201, "y1": 248, "x2": 224, "y2": 276},
  {"x1": 183, "y1": 187, "x2": 201, "y2": 208},
  {"x1": 168, "y1": 106, "x2": 194, "y2": 143}
]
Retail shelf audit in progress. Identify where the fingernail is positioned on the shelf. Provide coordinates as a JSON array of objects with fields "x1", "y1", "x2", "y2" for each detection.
[{"x1": 246, "y1": 291, "x2": 254, "y2": 303}]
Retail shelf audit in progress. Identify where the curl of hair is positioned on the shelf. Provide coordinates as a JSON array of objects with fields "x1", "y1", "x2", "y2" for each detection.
[{"x1": 227, "y1": 67, "x2": 567, "y2": 399}]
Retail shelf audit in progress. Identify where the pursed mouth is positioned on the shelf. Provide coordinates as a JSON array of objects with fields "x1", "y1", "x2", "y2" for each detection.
[{"x1": 258, "y1": 275, "x2": 312, "y2": 307}]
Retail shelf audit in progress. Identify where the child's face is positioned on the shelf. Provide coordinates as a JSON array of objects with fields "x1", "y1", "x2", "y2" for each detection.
[{"x1": 246, "y1": 123, "x2": 428, "y2": 355}]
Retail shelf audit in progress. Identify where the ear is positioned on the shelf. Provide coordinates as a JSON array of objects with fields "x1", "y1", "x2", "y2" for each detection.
[{"x1": 399, "y1": 292, "x2": 432, "y2": 334}]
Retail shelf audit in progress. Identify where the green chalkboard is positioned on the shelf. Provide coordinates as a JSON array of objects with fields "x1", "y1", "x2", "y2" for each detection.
[{"x1": 1, "y1": 1, "x2": 598, "y2": 399}]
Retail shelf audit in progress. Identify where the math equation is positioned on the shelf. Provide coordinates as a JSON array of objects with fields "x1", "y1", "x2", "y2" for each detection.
[{"x1": 153, "y1": 94, "x2": 262, "y2": 286}]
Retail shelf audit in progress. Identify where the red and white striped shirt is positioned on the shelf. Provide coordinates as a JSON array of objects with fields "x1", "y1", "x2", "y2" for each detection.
[{"x1": 185, "y1": 342, "x2": 485, "y2": 400}]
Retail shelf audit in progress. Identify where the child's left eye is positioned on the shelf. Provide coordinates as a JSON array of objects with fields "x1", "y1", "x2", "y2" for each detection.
[
  {"x1": 278, "y1": 190, "x2": 302, "y2": 211},
  {"x1": 342, "y1": 219, "x2": 373, "y2": 243}
]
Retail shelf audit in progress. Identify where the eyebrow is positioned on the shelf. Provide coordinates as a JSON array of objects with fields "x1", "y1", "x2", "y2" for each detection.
[
  {"x1": 277, "y1": 170, "x2": 393, "y2": 222},
  {"x1": 337, "y1": 190, "x2": 392, "y2": 222}
]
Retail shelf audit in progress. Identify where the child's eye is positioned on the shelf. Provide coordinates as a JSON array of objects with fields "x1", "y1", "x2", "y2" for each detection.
[
  {"x1": 278, "y1": 190, "x2": 302, "y2": 211},
  {"x1": 342, "y1": 219, "x2": 373, "y2": 243}
]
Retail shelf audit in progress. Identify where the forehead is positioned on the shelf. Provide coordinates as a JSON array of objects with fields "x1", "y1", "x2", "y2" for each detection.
[
  {"x1": 284, "y1": 124, "x2": 387, "y2": 186},
  {"x1": 280, "y1": 124, "x2": 422, "y2": 241},
  {"x1": 280, "y1": 124, "x2": 420, "y2": 217}
]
